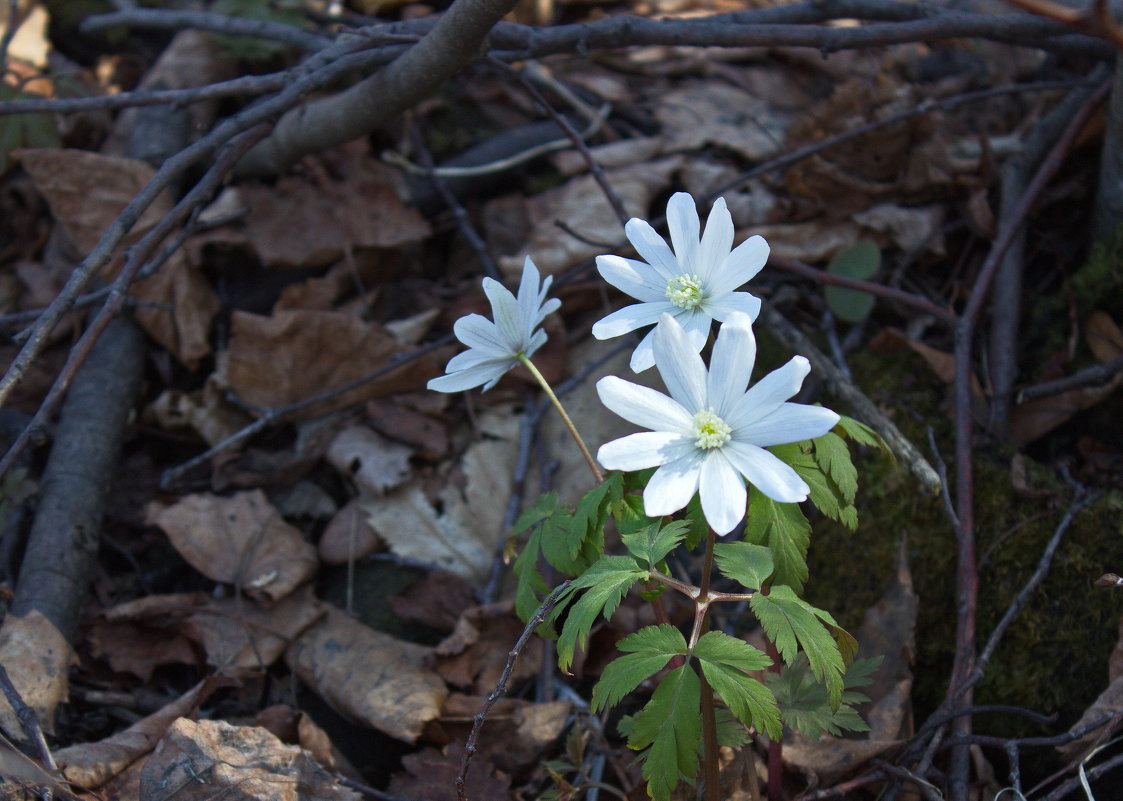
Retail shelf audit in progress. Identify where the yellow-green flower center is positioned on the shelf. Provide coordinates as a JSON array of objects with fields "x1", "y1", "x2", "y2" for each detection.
[
  {"x1": 691, "y1": 408, "x2": 732, "y2": 450},
  {"x1": 665, "y1": 273, "x2": 704, "y2": 310}
]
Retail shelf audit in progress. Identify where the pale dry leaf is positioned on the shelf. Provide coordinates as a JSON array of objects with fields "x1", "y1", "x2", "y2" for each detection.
[
  {"x1": 318, "y1": 498, "x2": 384, "y2": 565},
  {"x1": 1057, "y1": 673, "x2": 1123, "y2": 761},
  {"x1": 852, "y1": 203, "x2": 945, "y2": 255},
  {"x1": 285, "y1": 607, "x2": 447, "y2": 743},
  {"x1": 148, "y1": 490, "x2": 318, "y2": 603},
  {"x1": 552, "y1": 136, "x2": 665, "y2": 176},
  {"x1": 326, "y1": 426, "x2": 413, "y2": 496},
  {"x1": 499, "y1": 157, "x2": 683, "y2": 278},
  {"x1": 655, "y1": 83, "x2": 790, "y2": 161},
  {"x1": 2, "y1": 5, "x2": 49, "y2": 68},
  {"x1": 750, "y1": 220, "x2": 864, "y2": 264},
  {"x1": 223, "y1": 309, "x2": 444, "y2": 416},
  {"x1": 130, "y1": 254, "x2": 221, "y2": 368},
  {"x1": 384, "y1": 307, "x2": 440, "y2": 346},
  {"x1": 1086, "y1": 310, "x2": 1123, "y2": 363},
  {"x1": 1111, "y1": 616, "x2": 1123, "y2": 684},
  {"x1": 238, "y1": 172, "x2": 429, "y2": 270},
  {"x1": 0, "y1": 611, "x2": 70, "y2": 735},
  {"x1": 139, "y1": 718, "x2": 360, "y2": 801},
  {"x1": 56, "y1": 677, "x2": 227, "y2": 789},
  {"x1": 365, "y1": 407, "x2": 518, "y2": 583},
  {"x1": 144, "y1": 376, "x2": 253, "y2": 447}
]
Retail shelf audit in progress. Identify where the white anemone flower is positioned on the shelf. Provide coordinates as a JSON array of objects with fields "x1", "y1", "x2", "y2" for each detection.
[
  {"x1": 596, "y1": 312, "x2": 839, "y2": 535},
  {"x1": 428, "y1": 257, "x2": 561, "y2": 393},
  {"x1": 592, "y1": 192, "x2": 768, "y2": 373}
]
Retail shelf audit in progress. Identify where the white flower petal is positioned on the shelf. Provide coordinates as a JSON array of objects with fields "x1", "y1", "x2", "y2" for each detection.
[
  {"x1": 707, "y1": 312, "x2": 756, "y2": 417},
  {"x1": 704, "y1": 291, "x2": 762, "y2": 322},
  {"x1": 740, "y1": 403, "x2": 840, "y2": 447},
  {"x1": 666, "y1": 192, "x2": 700, "y2": 276},
  {"x1": 516, "y1": 257, "x2": 541, "y2": 335},
  {"x1": 723, "y1": 441, "x2": 810, "y2": 503},
  {"x1": 629, "y1": 328, "x2": 659, "y2": 372},
  {"x1": 652, "y1": 315, "x2": 707, "y2": 412},
  {"x1": 597, "y1": 431, "x2": 694, "y2": 472},
  {"x1": 675, "y1": 308, "x2": 713, "y2": 353},
  {"x1": 726, "y1": 356, "x2": 810, "y2": 432},
  {"x1": 524, "y1": 328, "x2": 548, "y2": 359},
  {"x1": 624, "y1": 218, "x2": 679, "y2": 280},
  {"x1": 710, "y1": 235, "x2": 769, "y2": 295},
  {"x1": 596, "y1": 255, "x2": 671, "y2": 302},
  {"x1": 428, "y1": 359, "x2": 509, "y2": 393},
  {"x1": 445, "y1": 348, "x2": 504, "y2": 372},
  {"x1": 453, "y1": 315, "x2": 511, "y2": 356},
  {"x1": 644, "y1": 450, "x2": 705, "y2": 517},
  {"x1": 482, "y1": 277, "x2": 523, "y2": 352},
  {"x1": 592, "y1": 301, "x2": 674, "y2": 340},
  {"x1": 699, "y1": 451, "x2": 747, "y2": 535},
  {"x1": 595, "y1": 376, "x2": 693, "y2": 433},
  {"x1": 697, "y1": 198, "x2": 734, "y2": 284}
]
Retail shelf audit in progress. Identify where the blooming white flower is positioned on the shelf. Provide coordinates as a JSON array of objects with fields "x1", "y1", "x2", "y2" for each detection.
[
  {"x1": 596, "y1": 312, "x2": 839, "y2": 536},
  {"x1": 428, "y1": 257, "x2": 561, "y2": 393},
  {"x1": 592, "y1": 192, "x2": 768, "y2": 373}
]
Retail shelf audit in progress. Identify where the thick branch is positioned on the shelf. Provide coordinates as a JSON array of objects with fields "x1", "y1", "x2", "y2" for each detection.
[{"x1": 233, "y1": 0, "x2": 520, "y2": 178}]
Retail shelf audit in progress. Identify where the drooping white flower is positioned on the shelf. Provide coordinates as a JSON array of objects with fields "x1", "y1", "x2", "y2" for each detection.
[
  {"x1": 428, "y1": 257, "x2": 561, "y2": 393},
  {"x1": 592, "y1": 192, "x2": 768, "y2": 373},
  {"x1": 595, "y1": 312, "x2": 839, "y2": 536}
]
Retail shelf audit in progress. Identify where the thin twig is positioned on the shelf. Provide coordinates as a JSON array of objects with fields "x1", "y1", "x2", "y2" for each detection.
[
  {"x1": 0, "y1": 663, "x2": 58, "y2": 775},
  {"x1": 1016, "y1": 354, "x2": 1123, "y2": 402},
  {"x1": 456, "y1": 580, "x2": 571, "y2": 801}
]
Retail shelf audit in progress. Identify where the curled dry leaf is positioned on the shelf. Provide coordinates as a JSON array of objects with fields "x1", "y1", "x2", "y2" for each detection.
[
  {"x1": 364, "y1": 408, "x2": 518, "y2": 584},
  {"x1": 326, "y1": 426, "x2": 413, "y2": 496},
  {"x1": 145, "y1": 376, "x2": 253, "y2": 448},
  {"x1": 318, "y1": 498, "x2": 384, "y2": 565},
  {"x1": 148, "y1": 490, "x2": 318, "y2": 603},
  {"x1": 223, "y1": 309, "x2": 444, "y2": 417},
  {"x1": 285, "y1": 607, "x2": 447, "y2": 743},
  {"x1": 0, "y1": 610, "x2": 70, "y2": 735},
  {"x1": 15, "y1": 148, "x2": 220, "y2": 366},
  {"x1": 139, "y1": 718, "x2": 360, "y2": 801},
  {"x1": 56, "y1": 677, "x2": 229, "y2": 789}
]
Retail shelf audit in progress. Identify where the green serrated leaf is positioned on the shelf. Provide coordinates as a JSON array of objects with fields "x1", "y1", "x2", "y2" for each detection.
[
  {"x1": 555, "y1": 556, "x2": 646, "y2": 672},
  {"x1": 714, "y1": 707, "x2": 752, "y2": 749},
  {"x1": 628, "y1": 665, "x2": 701, "y2": 801},
  {"x1": 683, "y1": 494, "x2": 709, "y2": 550},
  {"x1": 834, "y1": 415, "x2": 893, "y2": 459},
  {"x1": 622, "y1": 520, "x2": 690, "y2": 571},
  {"x1": 765, "y1": 654, "x2": 881, "y2": 738},
  {"x1": 750, "y1": 586, "x2": 845, "y2": 707},
  {"x1": 714, "y1": 541, "x2": 774, "y2": 589},
  {"x1": 813, "y1": 432, "x2": 858, "y2": 506},
  {"x1": 824, "y1": 239, "x2": 880, "y2": 323},
  {"x1": 745, "y1": 488, "x2": 810, "y2": 592},
  {"x1": 694, "y1": 631, "x2": 781, "y2": 740},
  {"x1": 592, "y1": 624, "x2": 687, "y2": 712}
]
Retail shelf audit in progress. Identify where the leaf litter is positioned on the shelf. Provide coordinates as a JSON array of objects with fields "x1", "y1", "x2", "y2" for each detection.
[{"x1": 1, "y1": 3, "x2": 1122, "y2": 799}]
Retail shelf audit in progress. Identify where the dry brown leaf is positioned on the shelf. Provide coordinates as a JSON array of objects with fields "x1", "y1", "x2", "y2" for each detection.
[
  {"x1": 365, "y1": 398, "x2": 449, "y2": 460},
  {"x1": 1009, "y1": 374, "x2": 1123, "y2": 447},
  {"x1": 144, "y1": 376, "x2": 253, "y2": 448},
  {"x1": 388, "y1": 744, "x2": 509, "y2": 801},
  {"x1": 434, "y1": 602, "x2": 542, "y2": 694},
  {"x1": 0, "y1": 731, "x2": 72, "y2": 799},
  {"x1": 222, "y1": 309, "x2": 443, "y2": 416},
  {"x1": 148, "y1": 490, "x2": 318, "y2": 603},
  {"x1": 318, "y1": 499, "x2": 384, "y2": 564},
  {"x1": 237, "y1": 172, "x2": 429, "y2": 270},
  {"x1": 1057, "y1": 674, "x2": 1123, "y2": 762},
  {"x1": 364, "y1": 407, "x2": 518, "y2": 583},
  {"x1": 15, "y1": 149, "x2": 219, "y2": 366},
  {"x1": 851, "y1": 203, "x2": 945, "y2": 255},
  {"x1": 655, "y1": 83, "x2": 789, "y2": 161},
  {"x1": 0, "y1": 611, "x2": 70, "y2": 735},
  {"x1": 87, "y1": 619, "x2": 198, "y2": 683},
  {"x1": 56, "y1": 677, "x2": 228, "y2": 789},
  {"x1": 438, "y1": 694, "x2": 569, "y2": 773},
  {"x1": 1086, "y1": 310, "x2": 1123, "y2": 363},
  {"x1": 286, "y1": 607, "x2": 447, "y2": 743},
  {"x1": 138, "y1": 718, "x2": 360, "y2": 801},
  {"x1": 499, "y1": 157, "x2": 683, "y2": 278},
  {"x1": 749, "y1": 219, "x2": 865, "y2": 264},
  {"x1": 326, "y1": 426, "x2": 413, "y2": 496},
  {"x1": 390, "y1": 570, "x2": 476, "y2": 633}
]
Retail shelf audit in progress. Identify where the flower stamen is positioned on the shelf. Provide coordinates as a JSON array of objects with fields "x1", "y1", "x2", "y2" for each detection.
[
  {"x1": 691, "y1": 408, "x2": 731, "y2": 450},
  {"x1": 665, "y1": 273, "x2": 704, "y2": 310}
]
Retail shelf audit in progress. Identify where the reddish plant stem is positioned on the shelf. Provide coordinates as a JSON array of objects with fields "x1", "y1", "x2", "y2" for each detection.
[
  {"x1": 698, "y1": 530, "x2": 719, "y2": 801},
  {"x1": 945, "y1": 77, "x2": 1110, "y2": 801},
  {"x1": 764, "y1": 637, "x2": 784, "y2": 801}
]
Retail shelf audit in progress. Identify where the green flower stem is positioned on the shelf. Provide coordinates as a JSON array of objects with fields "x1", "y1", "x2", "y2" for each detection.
[{"x1": 517, "y1": 353, "x2": 604, "y2": 483}]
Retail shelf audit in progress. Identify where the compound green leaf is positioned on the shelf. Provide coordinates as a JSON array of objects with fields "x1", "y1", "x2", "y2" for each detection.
[
  {"x1": 555, "y1": 556, "x2": 645, "y2": 672},
  {"x1": 765, "y1": 654, "x2": 880, "y2": 738},
  {"x1": 628, "y1": 665, "x2": 701, "y2": 801},
  {"x1": 745, "y1": 487, "x2": 811, "y2": 592},
  {"x1": 694, "y1": 631, "x2": 781, "y2": 739},
  {"x1": 622, "y1": 520, "x2": 690, "y2": 571},
  {"x1": 713, "y1": 541, "x2": 774, "y2": 590},
  {"x1": 750, "y1": 586, "x2": 845, "y2": 707},
  {"x1": 592, "y1": 624, "x2": 687, "y2": 712}
]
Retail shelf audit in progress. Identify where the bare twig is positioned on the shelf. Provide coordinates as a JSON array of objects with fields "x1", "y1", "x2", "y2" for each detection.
[
  {"x1": 1017, "y1": 354, "x2": 1123, "y2": 402},
  {"x1": 456, "y1": 580, "x2": 571, "y2": 801},
  {"x1": 82, "y1": 6, "x2": 333, "y2": 51}
]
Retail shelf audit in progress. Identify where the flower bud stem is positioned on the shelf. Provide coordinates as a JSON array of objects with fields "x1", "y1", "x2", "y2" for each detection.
[{"x1": 517, "y1": 354, "x2": 604, "y2": 483}]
